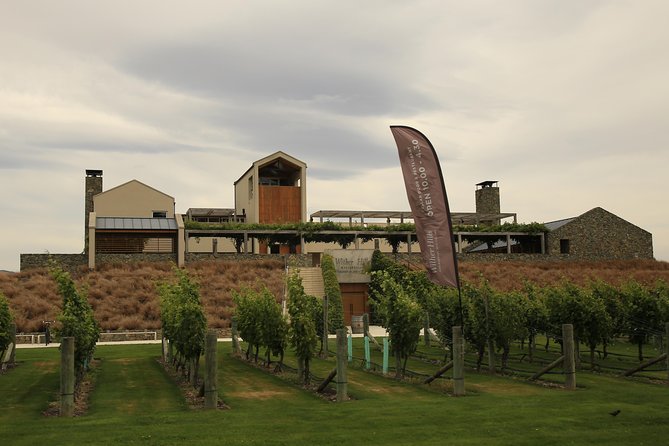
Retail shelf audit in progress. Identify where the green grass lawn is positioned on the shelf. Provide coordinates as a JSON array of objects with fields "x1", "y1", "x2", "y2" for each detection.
[{"x1": 1, "y1": 340, "x2": 667, "y2": 446}]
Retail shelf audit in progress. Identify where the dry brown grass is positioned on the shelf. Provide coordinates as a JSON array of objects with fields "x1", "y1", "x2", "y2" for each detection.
[
  {"x1": 2, "y1": 258, "x2": 667, "y2": 333},
  {"x1": 458, "y1": 259, "x2": 669, "y2": 290},
  {"x1": 0, "y1": 259, "x2": 285, "y2": 333}
]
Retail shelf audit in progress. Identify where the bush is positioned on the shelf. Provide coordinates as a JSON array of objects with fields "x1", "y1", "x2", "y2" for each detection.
[
  {"x1": 0, "y1": 292, "x2": 13, "y2": 355},
  {"x1": 286, "y1": 271, "x2": 318, "y2": 384},
  {"x1": 158, "y1": 268, "x2": 207, "y2": 383},
  {"x1": 50, "y1": 265, "x2": 100, "y2": 379},
  {"x1": 320, "y1": 254, "x2": 344, "y2": 332}
]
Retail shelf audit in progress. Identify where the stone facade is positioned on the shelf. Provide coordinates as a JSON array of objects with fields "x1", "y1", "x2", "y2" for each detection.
[
  {"x1": 475, "y1": 183, "x2": 501, "y2": 225},
  {"x1": 546, "y1": 207, "x2": 653, "y2": 260},
  {"x1": 186, "y1": 252, "x2": 312, "y2": 267},
  {"x1": 20, "y1": 254, "x2": 87, "y2": 272},
  {"x1": 20, "y1": 253, "x2": 176, "y2": 271}
]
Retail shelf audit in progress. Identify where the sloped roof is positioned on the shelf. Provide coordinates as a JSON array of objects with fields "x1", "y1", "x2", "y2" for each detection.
[
  {"x1": 234, "y1": 151, "x2": 306, "y2": 185},
  {"x1": 94, "y1": 179, "x2": 174, "y2": 201},
  {"x1": 96, "y1": 217, "x2": 177, "y2": 230},
  {"x1": 544, "y1": 217, "x2": 576, "y2": 231}
]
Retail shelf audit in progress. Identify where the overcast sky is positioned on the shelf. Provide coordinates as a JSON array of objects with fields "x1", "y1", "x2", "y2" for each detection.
[{"x1": 1, "y1": 0, "x2": 668, "y2": 271}]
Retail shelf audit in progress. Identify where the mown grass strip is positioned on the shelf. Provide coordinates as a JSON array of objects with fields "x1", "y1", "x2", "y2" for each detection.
[{"x1": 1, "y1": 342, "x2": 668, "y2": 446}]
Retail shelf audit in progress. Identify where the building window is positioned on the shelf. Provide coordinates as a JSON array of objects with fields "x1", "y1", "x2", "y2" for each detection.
[
  {"x1": 560, "y1": 239, "x2": 570, "y2": 254},
  {"x1": 153, "y1": 211, "x2": 167, "y2": 218}
]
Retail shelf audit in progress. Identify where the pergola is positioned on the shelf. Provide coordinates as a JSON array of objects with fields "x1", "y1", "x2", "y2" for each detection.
[{"x1": 309, "y1": 210, "x2": 517, "y2": 226}]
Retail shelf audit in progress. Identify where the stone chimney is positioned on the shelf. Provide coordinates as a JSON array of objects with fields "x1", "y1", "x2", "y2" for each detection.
[
  {"x1": 475, "y1": 180, "x2": 500, "y2": 226},
  {"x1": 85, "y1": 170, "x2": 103, "y2": 252}
]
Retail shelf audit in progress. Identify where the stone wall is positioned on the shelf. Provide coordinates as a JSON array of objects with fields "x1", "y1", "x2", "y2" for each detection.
[
  {"x1": 96, "y1": 253, "x2": 177, "y2": 265},
  {"x1": 20, "y1": 254, "x2": 87, "y2": 271},
  {"x1": 186, "y1": 252, "x2": 313, "y2": 267},
  {"x1": 546, "y1": 207, "x2": 653, "y2": 260},
  {"x1": 20, "y1": 253, "x2": 176, "y2": 271},
  {"x1": 392, "y1": 252, "x2": 565, "y2": 265}
]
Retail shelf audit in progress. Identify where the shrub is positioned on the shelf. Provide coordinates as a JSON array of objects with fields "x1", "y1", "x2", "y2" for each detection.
[
  {"x1": 50, "y1": 265, "x2": 100, "y2": 379},
  {"x1": 320, "y1": 254, "x2": 344, "y2": 332},
  {"x1": 0, "y1": 292, "x2": 14, "y2": 354}
]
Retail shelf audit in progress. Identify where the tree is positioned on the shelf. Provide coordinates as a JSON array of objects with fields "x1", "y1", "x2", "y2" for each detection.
[
  {"x1": 320, "y1": 254, "x2": 344, "y2": 332},
  {"x1": 372, "y1": 270, "x2": 423, "y2": 378},
  {"x1": 0, "y1": 292, "x2": 13, "y2": 356},
  {"x1": 463, "y1": 280, "x2": 494, "y2": 371},
  {"x1": 623, "y1": 280, "x2": 663, "y2": 361},
  {"x1": 589, "y1": 280, "x2": 627, "y2": 359},
  {"x1": 522, "y1": 282, "x2": 549, "y2": 362},
  {"x1": 491, "y1": 290, "x2": 528, "y2": 370},
  {"x1": 286, "y1": 271, "x2": 318, "y2": 384},
  {"x1": 430, "y1": 286, "x2": 462, "y2": 359},
  {"x1": 258, "y1": 287, "x2": 288, "y2": 369},
  {"x1": 232, "y1": 286, "x2": 264, "y2": 361},
  {"x1": 51, "y1": 265, "x2": 100, "y2": 380},
  {"x1": 158, "y1": 268, "x2": 206, "y2": 385}
]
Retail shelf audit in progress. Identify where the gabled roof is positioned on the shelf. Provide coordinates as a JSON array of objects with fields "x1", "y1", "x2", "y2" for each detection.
[
  {"x1": 94, "y1": 179, "x2": 174, "y2": 201},
  {"x1": 234, "y1": 151, "x2": 306, "y2": 185},
  {"x1": 544, "y1": 207, "x2": 650, "y2": 235}
]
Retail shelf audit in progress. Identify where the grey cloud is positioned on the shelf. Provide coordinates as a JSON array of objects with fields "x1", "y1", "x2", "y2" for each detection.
[{"x1": 120, "y1": 40, "x2": 437, "y2": 117}]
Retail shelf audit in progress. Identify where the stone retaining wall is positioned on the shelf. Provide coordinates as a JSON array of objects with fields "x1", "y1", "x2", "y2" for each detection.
[
  {"x1": 20, "y1": 254, "x2": 87, "y2": 271},
  {"x1": 186, "y1": 252, "x2": 312, "y2": 267}
]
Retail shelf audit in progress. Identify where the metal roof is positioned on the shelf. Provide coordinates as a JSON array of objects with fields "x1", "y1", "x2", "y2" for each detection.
[
  {"x1": 96, "y1": 217, "x2": 177, "y2": 231},
  {"x1": 543, "y1": 217, "x2": 576, "y2": 231}
]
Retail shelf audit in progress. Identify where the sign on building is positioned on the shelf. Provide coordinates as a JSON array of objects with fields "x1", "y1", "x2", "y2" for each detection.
[{"x1": 325, "y1": 249, "x2": 374, "y2": 283}]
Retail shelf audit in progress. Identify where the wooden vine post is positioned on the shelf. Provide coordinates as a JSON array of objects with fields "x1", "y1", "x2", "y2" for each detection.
[
  {"x1": 483, "y1": 294, "x2": 495, "y2": 374},
  {"x1": 563, "y1": 324, "x2": 576, "y2": 390},
  {"x1": 204, "y1": 330, "x2": 218, "y2": 409},
  {"x1": 321, "y1": 295, "x2": 329, "y2": 359},
  {"x1": 231, "y1": 319, "x2": 242, "y2": 356},
  {"x1": 424, "y1": 312, "x2": 431, "y2": 347},
  {"x1": 10, "y1": 323, "x2": 16, "y2": 363},
  {"x1": 336, "y1": 328, "x2": 348, "y2": 402},
  {"x1": 60, "y1": 337, "x2": 75, "y2": 417},
  {"x1": 363, "y1": 313, "x2": 381, "y2": 351},
  {"x1": 453, "y1": 325, "x2": 465, "y2": 396}
]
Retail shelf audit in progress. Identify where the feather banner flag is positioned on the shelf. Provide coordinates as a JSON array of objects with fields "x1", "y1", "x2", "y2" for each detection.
[{"x1": 390, "y1": 126, "x2": 460, "y2": 288}]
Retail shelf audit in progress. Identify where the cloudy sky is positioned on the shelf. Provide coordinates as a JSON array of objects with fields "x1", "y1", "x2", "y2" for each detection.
[{"x1": 1, "y1": 0, "x2": 668, "y2": 271}]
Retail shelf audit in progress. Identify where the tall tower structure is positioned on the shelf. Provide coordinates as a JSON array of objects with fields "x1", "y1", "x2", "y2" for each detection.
[
  {"x1": 475, "y1": 180, "x2": 501, "y2": 226},
  {"x1": 84, "y1": 169, "x2": 103, "y2": 252}
]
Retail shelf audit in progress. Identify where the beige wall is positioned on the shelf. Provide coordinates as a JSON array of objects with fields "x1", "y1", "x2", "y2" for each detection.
[
  {"x1": 235, "y1": 169, "x2": 257, "y2": 224},
  {"x1": 94, "y1": 180, "x2": 175, "y2": 218},
  {"x1": 305, "y1": 239, "x2": 420, "y2": 254},
  {"x1": 234, "y1": 152, "x2": 308, "y2": 224},
  {"x1": 187, "y1": 237, "x2": 238, "y2": 253},
  {"x1": 184, "y1": 237, "x2": 418, "y2": 255}
]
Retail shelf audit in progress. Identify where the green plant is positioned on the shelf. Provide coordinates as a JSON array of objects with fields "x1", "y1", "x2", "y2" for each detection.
[
  {"x1": 0, "y1": 292, "x2": 13, "y2": 355},
  {"x1": 286, "y1": 271, "x2": 318, "y2": 384},
  {"x1": 232, "y1": 285, "x2": 288, "y2": 367},
  {"x1": 372, "y1": 270, "x2": 423, "y2": 378},
  {"x1": 320, "y1": 254, "x2": 344, "y2": 332},
  {"x1": 50, "y1": 265, "x2": 100, "y2": 380},
  {"x1": 158, "y1": 268, "x2": 207, "y2": 384}
]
